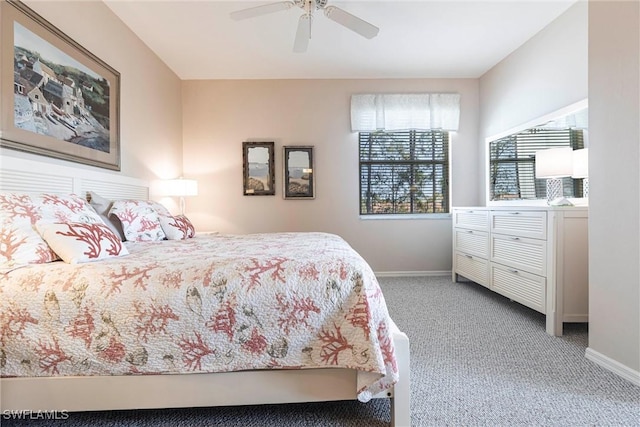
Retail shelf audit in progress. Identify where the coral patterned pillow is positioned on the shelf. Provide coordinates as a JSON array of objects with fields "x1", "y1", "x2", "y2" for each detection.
[
  {"x1": 37, "y1": 222, "x2": 129, "y2": 264},
  {"x1": 159, "y1": 215, "x2": 196, "y2": 240},
  {"x1": 33, "y1": 193, "x2": 104, "y2": 225},
  {"x1": 108, "y1": 200, "x2": 166, "y2": 242},
  {"x1": 0, "y1": 193, "x2": 57, "y2": 269}
]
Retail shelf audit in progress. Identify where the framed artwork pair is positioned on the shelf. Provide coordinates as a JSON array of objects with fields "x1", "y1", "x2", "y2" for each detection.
[{"x1": 242, "y1": 142, "x2": 314, "y2": 199}]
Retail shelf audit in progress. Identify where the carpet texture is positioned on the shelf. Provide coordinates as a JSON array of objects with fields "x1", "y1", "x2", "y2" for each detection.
[{"x1": 3, "y1": 276, "x2": 639, "y2": 426}]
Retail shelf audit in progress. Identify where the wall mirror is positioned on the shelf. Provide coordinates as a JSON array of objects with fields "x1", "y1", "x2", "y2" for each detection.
[
  {"x1": 283, "y1": 146, "x2": 314, "y2": 199},
  {"x1": 487, "y1": 101, "x2": 588, "y2": 203},
  {"x1": 243, "y1": 141, "x2": 275, "y2": 196}
]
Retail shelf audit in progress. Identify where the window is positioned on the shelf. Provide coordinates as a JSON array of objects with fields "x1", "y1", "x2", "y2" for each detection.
[
  {"x1": 489, "y1": 128, "x2": 584, "y2": 201},
  {"x1": 359, "y1": 130, "x2": 449, "y2": 215}
]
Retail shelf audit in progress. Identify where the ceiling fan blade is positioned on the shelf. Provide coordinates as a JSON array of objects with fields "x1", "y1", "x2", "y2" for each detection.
[
  {"x1": 323, "y1": 6, "x2": 379, "y2": 39},
  {"x1": 230, "y1": 1, "x2": 295, "y2": 21},
  {"x1": 293, "y1": 14, "x2": 311, "y2": 53}
]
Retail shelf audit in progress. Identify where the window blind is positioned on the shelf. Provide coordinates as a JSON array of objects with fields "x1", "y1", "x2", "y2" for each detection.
[{"x1": 359, "y1": 130, "x2": 449, "y2": 214}]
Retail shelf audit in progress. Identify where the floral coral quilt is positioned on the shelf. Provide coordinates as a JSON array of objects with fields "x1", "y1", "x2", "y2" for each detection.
[{"x1": 0, "y1": 232, "x2": 398, "y2": 401}]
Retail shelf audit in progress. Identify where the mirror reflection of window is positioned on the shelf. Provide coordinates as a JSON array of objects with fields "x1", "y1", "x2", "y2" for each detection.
[{"x1": 488, "y1": 108, "x2": 588, "y2": 202}]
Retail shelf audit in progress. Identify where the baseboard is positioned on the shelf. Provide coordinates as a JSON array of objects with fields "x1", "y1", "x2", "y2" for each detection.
[
  {"x1": 375, "y1": 270, "x2": 451, "y2": 278},
  {"x1": 585, "y1": 347, "x2": 640, "y2": 386}
]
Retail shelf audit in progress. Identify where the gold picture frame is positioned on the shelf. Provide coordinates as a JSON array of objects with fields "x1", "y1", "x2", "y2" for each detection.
[{"x1": 0, "y1": 0, "x2": 121, "y2": 170}]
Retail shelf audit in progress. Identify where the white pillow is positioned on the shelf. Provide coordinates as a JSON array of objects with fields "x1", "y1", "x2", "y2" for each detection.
[
  {"x1": 159, "y1": 215, "x2": 196, "y2": 240},
  {"x1": 37, "y1": 222, "x2": 129, "y2": 264}
]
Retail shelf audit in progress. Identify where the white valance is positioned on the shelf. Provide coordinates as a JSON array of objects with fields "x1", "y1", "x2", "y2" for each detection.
[{"x1": 350, "y1": 93, "x2": 461, "y2": 132}]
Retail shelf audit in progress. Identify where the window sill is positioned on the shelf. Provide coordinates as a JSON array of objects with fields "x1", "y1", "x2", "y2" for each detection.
[{"x1": 359, "y1": 213, "x2": 452, "y2": 220}]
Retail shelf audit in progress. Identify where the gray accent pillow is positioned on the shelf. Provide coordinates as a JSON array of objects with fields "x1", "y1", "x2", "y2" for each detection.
[{"x1": 88, "y1": 191, "x2": 126, "y2": 241}]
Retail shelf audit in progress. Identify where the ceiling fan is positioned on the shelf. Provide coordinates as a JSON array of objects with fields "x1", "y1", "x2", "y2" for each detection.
[{"x1": 230, "y1": 0, "x2": 379, "y2": 53}]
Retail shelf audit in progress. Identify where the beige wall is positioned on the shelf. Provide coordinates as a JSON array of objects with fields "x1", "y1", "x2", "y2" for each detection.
[
  {"x1": 587, "y1": 0, "x2": 640, "y2": 375},
  {"x1": 0, "y1": 0, "x2": 183, "y2": 182},
  {"x1": 182, "y1": 79, "x2": 479, "y2": 273}
]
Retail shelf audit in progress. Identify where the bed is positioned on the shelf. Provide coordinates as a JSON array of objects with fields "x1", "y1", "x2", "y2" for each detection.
[{"x1": 0, "y1": 157, "x2": 411, "y2": 426}]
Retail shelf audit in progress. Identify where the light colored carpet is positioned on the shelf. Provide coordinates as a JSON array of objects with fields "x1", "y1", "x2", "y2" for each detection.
[{"x1": 4, "y1": 276, "x2": 639, "y2": 426}]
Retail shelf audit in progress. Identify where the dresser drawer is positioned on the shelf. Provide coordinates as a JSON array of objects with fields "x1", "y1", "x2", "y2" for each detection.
[
  {"x1": 455, "y1": 252, "x2": 489, "y2": 287},
  {"x1": 491, "y1": 210, "x2": 547, "y2": 240},
  {"x1": 491, "y1": 233, "x2": 547, "y2": 276},
  {"x1": 454, "y1": 229, "x2": 489, "y2": 258},
  {"x1": 491, "y1": 263, "x2": 546, "y2": 314},
  {"x1": 454, "y1": 209, "x2": 489, "y2": 231}
]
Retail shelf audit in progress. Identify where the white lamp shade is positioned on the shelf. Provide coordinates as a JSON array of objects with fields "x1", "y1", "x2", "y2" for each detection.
[
  {"x1": 535, "y1": 147, "x2": 573, "y2": 178},
  {"x1": 571, "y1": 148, "x2": 589, "y2": 178},
  {"x1": 164, "y1": 178, "x2": 198, "y2": 197}
]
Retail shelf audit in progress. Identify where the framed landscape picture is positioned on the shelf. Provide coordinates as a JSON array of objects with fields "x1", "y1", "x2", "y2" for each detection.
[
  {"x1": 283, "y1": 145, "x2": 314, "y2": 199},
  {"x1": 0, "y1": 0, "x2": 121, "y2": 170},
  {"x1": 243, "y1": 141, "x2": 275, "y2": 196}
]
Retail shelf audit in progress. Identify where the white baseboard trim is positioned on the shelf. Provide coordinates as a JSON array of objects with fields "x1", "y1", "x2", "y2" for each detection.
[
  {"x1": 585, "y1": 347, "x2": 640, "y2": 386},
  {"x1": 374, "y1": 270, "x2": 451, "y2": 278}
]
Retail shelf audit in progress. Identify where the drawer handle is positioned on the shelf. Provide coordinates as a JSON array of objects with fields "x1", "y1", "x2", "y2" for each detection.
[
  {"x1": 509, "y1": 269, "x2": 519, "y2": 274},
  {"x1": 467, "y1": 230, "x2": 474, "y2": 234},
  {"x1": 509, "y1": 212, "x2": 521, "y2": 215},
  {"x1": 511, "y1": 237, "x2": 520, "y2": 241},
  {"x1": 466, "y1": 255, "x2": 473, "y2": 259}
]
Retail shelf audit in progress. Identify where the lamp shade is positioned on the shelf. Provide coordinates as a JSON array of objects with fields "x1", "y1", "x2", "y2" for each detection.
[
  {"x1": 571, "y1": 148, "x2": 589, "y2": 178},
  {"x1": 164, "y1": 178, "x2": 198, "y2": 197},
  {"x1": 535, "y1": 147, "x2": 573, "y2": 178}
]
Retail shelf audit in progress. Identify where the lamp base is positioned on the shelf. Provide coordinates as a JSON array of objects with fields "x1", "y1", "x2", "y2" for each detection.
[
  {"x1": 548, "y1": 197, "x2": 573, "y2": 207},
  {"x1": 583, "y1": 178, "x2": 589, "y2": 198},
  {"x1": 546, "y1": 178, "x2": 564, "y2": 204}
]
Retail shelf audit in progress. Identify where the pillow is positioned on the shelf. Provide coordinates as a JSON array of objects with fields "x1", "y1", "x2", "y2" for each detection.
[
  {"x1": 1, "y1": 192, "x2": 109, "y2": 269},
  {"x1": 87, "y1": 191, "x2": 126, "y2": 241},
  {"x1": 37, "y1": 222, "x2": 129, "y2": 264},
  {"x1": 109, "y1": 200, "x2": 166, "y2": 242},
  {"x1": 33, "y1": 193, "x2": 104, "y2": 225},
  {"x1": 148, "y1": 200, "x2": 172, "y2": 218},
  {"x1": 0, "y1": 193, "x2": 57, "y2": 268},
  {"x1": 159, "y1": 215, "x2": 196, "y2": 240}
]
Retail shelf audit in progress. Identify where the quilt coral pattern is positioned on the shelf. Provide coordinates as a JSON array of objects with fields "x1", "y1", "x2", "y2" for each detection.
[{"x1": 0, "y1": 232, "x2": 398, "y2": 401}]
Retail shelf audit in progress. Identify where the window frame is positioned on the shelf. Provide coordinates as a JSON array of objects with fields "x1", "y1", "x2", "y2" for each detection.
[{"x1": 358, "y1": 129, "x2": 450, "y2": 216}]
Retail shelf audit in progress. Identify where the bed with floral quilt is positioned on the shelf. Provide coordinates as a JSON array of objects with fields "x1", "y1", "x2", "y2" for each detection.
[{"x1": 0, "y1": 190, "x2": 410, "y2": 426}]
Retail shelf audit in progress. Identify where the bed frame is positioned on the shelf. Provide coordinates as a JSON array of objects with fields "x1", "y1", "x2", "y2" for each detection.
[{"x1": 0, "y1": 156, "x2": 411, "y2": 426}]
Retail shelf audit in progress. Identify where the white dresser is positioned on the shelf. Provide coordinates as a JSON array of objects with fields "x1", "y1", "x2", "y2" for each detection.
[{"x1": 452, "y1": 206, "x2": 588, "y2": 336}]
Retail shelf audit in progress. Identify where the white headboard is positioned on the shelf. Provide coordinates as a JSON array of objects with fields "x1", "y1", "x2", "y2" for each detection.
[{"x1": 0, "y1": 156, "x2": 149, "y2": 200}]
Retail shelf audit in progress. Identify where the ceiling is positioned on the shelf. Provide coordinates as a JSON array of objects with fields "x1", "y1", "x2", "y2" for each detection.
[{"x1": 104, "y1": 0, "x2": 577, "y2": 80}]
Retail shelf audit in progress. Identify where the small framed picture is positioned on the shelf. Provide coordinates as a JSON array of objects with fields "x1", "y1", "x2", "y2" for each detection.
[
  {"x1": 283, "y1": 145, "x2": 314, "y2": 199},
  {"x1": 243, "y1": 141, "x2": 275, "y2": 196}
]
